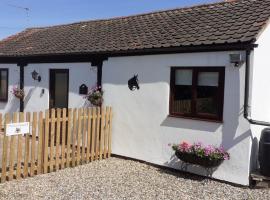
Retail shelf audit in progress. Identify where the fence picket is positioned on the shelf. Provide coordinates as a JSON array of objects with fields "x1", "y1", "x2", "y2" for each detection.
[
  {"x1": 0, "y1": 113, "x2": 2, "y2": 131},
  {"x1": 8, "y1": 113, "x2": 17, "y2": 181},
  {"x1": 1, "y1": 113, "x2": 10, "y2": 183},
  {"x1": 99, "y1": 107, "x2": 105, "y2": 160},
  {"x1": 16, "y1": 113, "x2": 24, "y2": 179},
  {"x1": 95, "y1": 107, "x2": 101, "y2": 160},
  {"x1": 86, "y1": 108, "x2": 92, "y2": 163},
  {"x1": 55, "y1": 109, "x2": 61, "y2": 171},
  {"x1": 77, "y1": 109, "x2": 82, "y2": 165},
  {"x1": 104, "y1": 107, "x2": 109, "y2": 158},
  {"x1": 91, "y1": 107, "x2": 96, "y2": 161},
  {"x1": 61, "y1": 108, "x2": 67, "y2": 169},
  {"x1": 43, "y1": 110, "x2": 49, "y2": 173},
  {"x1": 49, "y1": 109, "x2": 55, "y2": 172},
  {"x1": 37, "y1": 111, "x2": 43, "y2": 174},
  {"x1": 82, "y1": 108, "x2": 87, "y2": 163},
  {"x1": 30, "y1": 112, "x2": 37, "y2": 177},
  {"x1": 72, "y1": 109, "x2": 77, "y2": 167},
  {"x1": 108, "y1": 107, "x2": 113, "y2": 157},
  {"x1": 23, "y1": 112, "x2": 31, "y2": 178},
  {"x1": 66, "y1": 109, "x2": 72, "y2": 167}
]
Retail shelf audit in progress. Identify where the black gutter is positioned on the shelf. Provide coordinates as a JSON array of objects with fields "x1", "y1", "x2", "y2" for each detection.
[
  {"x1": 244, "y1": 48, "x2": 270, "y2": 126},
  {"x1": 91, "y1": 59, "x2": 106, "y2": 88},
  {"x1": 0, "y1": 42, "x2": 257, "y2": 64}
]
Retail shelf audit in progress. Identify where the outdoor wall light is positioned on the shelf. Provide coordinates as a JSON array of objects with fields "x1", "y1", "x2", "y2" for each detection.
[
  {"x1": 230, "y1": 53, "x2": 244, "y2": 67},
  {"x1": 31, "y1": 70, "x2": 41, "y2": 82}
]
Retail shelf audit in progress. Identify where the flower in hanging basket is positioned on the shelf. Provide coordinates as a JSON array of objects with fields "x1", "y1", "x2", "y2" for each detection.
[
  {"x1": 85, "y1": 85, "x2": 104, "y2": 106},
  {"x1": 172, "y1": 141, "x2": 230, "y2": 167},
  {"x1": 11, "y1": 86, "x2": 24, "y2": 100}
]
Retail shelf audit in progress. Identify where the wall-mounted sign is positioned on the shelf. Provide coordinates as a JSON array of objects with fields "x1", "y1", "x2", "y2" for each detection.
[
  {"x1": 6, "y1": 122, "x2": 30, "y2": 136},
  {"x1": 128, "y1": 74, "x2": 140, "y2": 91},
  {"x1": 79, "y1": 84, "x2": 88, "y2": 95}
]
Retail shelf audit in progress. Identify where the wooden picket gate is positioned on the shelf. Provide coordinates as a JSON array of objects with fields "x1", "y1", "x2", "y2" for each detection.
[{"x1": 0, "y1": 107, "x2": 112, "y2": 183}]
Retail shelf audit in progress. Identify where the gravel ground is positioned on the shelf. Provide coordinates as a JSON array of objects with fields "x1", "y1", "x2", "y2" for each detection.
[{"x1": 0, "y1": 157, "x2": 269, "y2": 200}]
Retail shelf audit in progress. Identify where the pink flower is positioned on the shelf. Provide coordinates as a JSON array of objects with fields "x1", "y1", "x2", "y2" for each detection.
[{"x1": 179, "y1": 142, "x2": 191, "y2": 152}]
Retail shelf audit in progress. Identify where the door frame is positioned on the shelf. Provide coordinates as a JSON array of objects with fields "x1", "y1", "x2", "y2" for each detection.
[{"x1": 49, "y1": 69, "x2": 69, "y2": 109}]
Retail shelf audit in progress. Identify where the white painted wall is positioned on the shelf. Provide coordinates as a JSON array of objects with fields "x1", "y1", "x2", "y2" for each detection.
[
  {"x1": 0, "y1": 64, "x2": 20, "y2": 113},
  {"x1": 0, "y1": 62, "x2": 97, "y2": 113},
  {"x1": 250, "y1": 24, "x2": 270, "y2": 170},
  {"x1": 103, "y1": 51, "x2": 252, "y2": 185},
  {"x1": 0, "y1": 49, "x2": 260, "y2": 185}
]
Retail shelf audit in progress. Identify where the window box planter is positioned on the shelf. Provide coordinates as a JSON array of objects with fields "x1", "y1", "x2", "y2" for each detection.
[
  {"x1": 175, "y1": 150, "x2": 223, "y2": 168},
  {"x1": 172, "y1": 141, "x2": 230, "y2": 168}
]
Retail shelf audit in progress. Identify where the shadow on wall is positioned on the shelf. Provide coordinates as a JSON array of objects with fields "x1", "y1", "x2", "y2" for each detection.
[
  {"x1": 161, "y1": 117, "x2": 220, "y2": 132},
  {"x1": 24, "y1": 88, "x2": 35, "y2": 109},
  {"x1": 0, "y1": 97, "x2": 19, "y2": 113},
  {"x1": 163, "y1": 154, "x2": 220, "y2": 178}
]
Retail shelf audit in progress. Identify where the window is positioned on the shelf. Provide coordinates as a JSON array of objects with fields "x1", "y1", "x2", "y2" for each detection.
[
  {"x1": 170, "y1": 67, "x2": 225, "y2": 121},
  {"x1": 0, "y1": 69, "x2": 8, "y2": 102}
]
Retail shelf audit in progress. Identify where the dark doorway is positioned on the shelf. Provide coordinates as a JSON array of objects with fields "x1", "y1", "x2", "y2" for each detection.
[
  {"x1": 49, "y1": 69, "x2": 69, "y2": 146},
  {"x1": 49, "y1": 69, "x2": 69, "y2": 109}
]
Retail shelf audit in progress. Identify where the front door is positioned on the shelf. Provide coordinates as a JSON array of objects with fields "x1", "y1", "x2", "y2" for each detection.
[{"x1": 49, "y1": 69, "x2": 69, "y2": 109}]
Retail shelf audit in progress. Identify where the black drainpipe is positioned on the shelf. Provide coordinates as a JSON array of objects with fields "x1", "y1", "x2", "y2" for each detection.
[
  {"x1": 97, "y1": 61, "x2": 102, "y2": 88},
  {"x1": 244, "y1": 49, "x2": 270, "y2": 126},
  {"x1": 91, "y1": 57, "x2": 107, "y2": 88},
  {"x1": 17, "y1": 61, "x2": 28, "y2": 112}
]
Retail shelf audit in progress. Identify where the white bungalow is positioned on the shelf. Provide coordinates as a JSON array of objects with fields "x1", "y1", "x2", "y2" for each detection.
[{"x1": 0, "y1": 0, "x2": 269, "y2": 185}]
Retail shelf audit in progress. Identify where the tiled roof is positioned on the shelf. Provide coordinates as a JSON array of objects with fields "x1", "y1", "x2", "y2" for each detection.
[{"x1": 0, "y1": 0, "x2": 269, "y2": 57}]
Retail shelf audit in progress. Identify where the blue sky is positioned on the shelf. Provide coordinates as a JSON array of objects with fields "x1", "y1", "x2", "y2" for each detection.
[{"x1": 0, "y1": 0, "x2": 218, "y2": 39}]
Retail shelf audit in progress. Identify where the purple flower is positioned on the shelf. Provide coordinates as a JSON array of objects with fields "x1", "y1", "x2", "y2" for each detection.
[
  {"x1": 204, "y1": 145, "x2": 215, "y2": 156},
  {"x1": 193, "y1": 142, "x2": 203, "y2": 150},
  {"x1": 223, "y1": 153, "x2": 230, "y2": 160}
]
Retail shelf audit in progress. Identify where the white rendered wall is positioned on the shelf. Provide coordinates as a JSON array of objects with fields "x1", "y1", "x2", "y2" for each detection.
[
  {"x1": 103, "y1": 51, "x2": 252, "y2": 185},
  {"x1": 0, "y1": 64, "x2": 20, "y2": 113},
  {"x1": 0, "y1": 62, "x2": 96, "y2": 113},
  {"x1": 250, "y1": 24, "x2": 270, "y2": 169}
]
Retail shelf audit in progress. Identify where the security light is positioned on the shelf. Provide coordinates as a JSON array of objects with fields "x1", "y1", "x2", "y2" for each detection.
[{"x1": 230, "y1": 54, "x2": 243, "y2": 67}]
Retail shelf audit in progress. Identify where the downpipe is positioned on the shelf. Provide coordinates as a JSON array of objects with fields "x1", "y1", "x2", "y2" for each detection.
[{"x1": 244, "y1": 49, "x2": 270, "y2": 126}]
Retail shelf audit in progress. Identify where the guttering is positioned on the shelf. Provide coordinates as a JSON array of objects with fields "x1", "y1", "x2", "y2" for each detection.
[
  {"x1": 244, "y1": 47, "x2": 270, "y2": 126},
  {"x1": 0, "y1": 42, "x2": 256, "y2": 63}
]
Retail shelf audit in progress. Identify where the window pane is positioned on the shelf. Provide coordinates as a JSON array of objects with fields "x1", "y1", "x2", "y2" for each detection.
[
  {"x1": 197, "y1": 72, "x2": 219, "y2": 115},
  {"x1": 173, "y1": 86, "x2": 192, "y2": 114},
  {"x1": 173, "y1": 69, "x2": 193, "y2": 114},
  {"x1": 0, "y1": 70, "x2": 7, "y2": 99},
  {"x1": 198, "y1": 72, "x2": 219, "y2": 86},
  {"x1": 175, "y1": 69, "x2": 192, "y2": 85}
]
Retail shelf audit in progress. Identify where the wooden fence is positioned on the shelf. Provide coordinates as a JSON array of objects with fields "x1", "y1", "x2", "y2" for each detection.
[{"x1": 0, "y1": 106, "x2": 112, "y2": 183}]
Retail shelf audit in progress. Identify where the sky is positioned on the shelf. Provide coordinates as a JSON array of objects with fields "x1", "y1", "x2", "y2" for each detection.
[{"x1": 0, "y1": 0, "x2": 218, "y2": 39}]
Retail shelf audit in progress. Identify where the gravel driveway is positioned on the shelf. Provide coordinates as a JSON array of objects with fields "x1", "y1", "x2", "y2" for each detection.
[{"x1": 0, "y1": 157, "x2": 269, "y2": 200}]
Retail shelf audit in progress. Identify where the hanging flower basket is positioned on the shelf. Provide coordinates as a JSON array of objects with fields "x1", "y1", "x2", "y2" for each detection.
[
  {"x1": 11, "y1": 86, "x2": 24, "y2": 100},
  {"x1": 172, "y1": 141, "x2": 230, "y2": 168},
  {"x1": 85, "y1": 85, "x2": 103, "y2": 107},
  {"x1": 175, "y1": 150, "x2": 223, "y2": 168}
]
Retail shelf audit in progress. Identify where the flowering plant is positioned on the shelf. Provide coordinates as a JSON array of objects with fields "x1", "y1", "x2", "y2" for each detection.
[
  {"x1": 85, "y1": 85, "x2": 103, "y2": 106},
  {"x1": 11, "y1": 86, "x2": 24, "y2": 100},
  {"x1": 171, "y1": 141, "x2": 230, "y2": 167}
]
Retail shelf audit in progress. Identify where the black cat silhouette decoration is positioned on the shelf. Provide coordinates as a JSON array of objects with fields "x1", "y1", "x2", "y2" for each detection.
[{"x1": 128, "y1": 75, "x2": 140, "y2": 91}]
